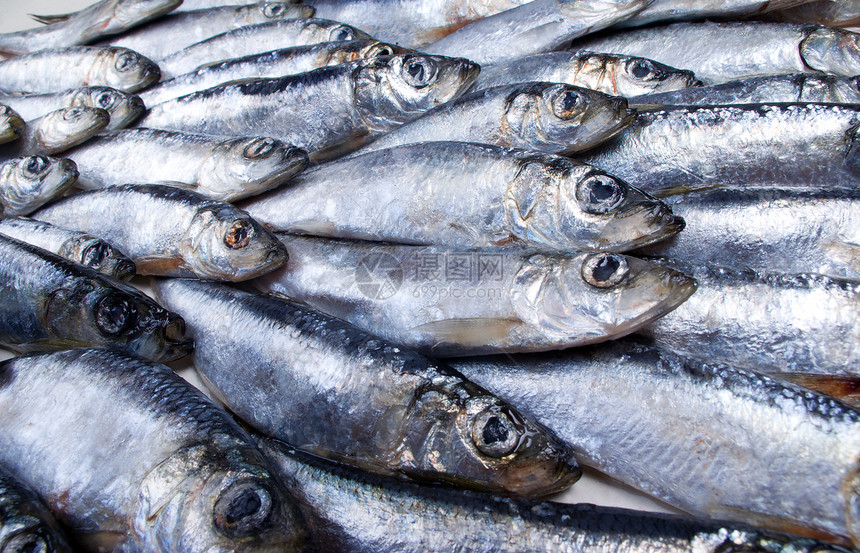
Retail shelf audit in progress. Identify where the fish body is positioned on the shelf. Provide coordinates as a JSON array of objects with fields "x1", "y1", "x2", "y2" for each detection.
[
  {"x1": 66, "y1": 128, "x2": 309, "y2": 202},
  {"x1": 765, "y1": 0, "x2": 860, "y2": 27},
  {"x1": 239, "y1": 141, "x2": 684, "y2": 252},
  {"x1": 33, "y1": 184, "x2": 287, "y2": 281},
  {"x1": 0, "y1": 156, "x2": 78, "y2": 216},
  {"x1": 0, "y1": 87, "x2": 145, "y2": 132},
  {"x1": 615, "y1": 0, "x2": 812, "y2": 28},
  {"x1": 0, "y1": 348, "x2": 307, "y2": 553},
  {"x1": 254, "y1": 235, "x2": 696, "y2": 356},
  {"x1": 0, "y1": 465, "x2": 72, "y2": 553},
  {"x1": 154, "y1": 278, "x2": 581, "y2": 497},
  {"x1": 0, "y1": 105, "x2": 24, "y2": 145},
  {"x1": 0, "y1": 107, "x2": 109, "y2": 159}
]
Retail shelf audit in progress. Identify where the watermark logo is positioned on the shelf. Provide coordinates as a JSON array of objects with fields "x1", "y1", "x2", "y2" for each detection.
[{"x1": 355, "y1": 253, "x2": 403, "y2": 300}]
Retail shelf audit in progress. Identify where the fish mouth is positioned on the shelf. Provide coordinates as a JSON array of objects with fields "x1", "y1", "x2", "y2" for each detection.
[
  {"x1": 497, "y1": 451, "x2": 582, "y2": 498},
  {"x1": 628, "y1": 213, "x2": 685, "y2": 250}
]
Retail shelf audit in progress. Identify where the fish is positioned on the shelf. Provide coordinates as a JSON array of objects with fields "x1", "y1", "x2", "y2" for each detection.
[
  {"x1": 100, "y1": 1, "x2": 316, "y2": 62},
  {"x1": 0, "y1": 0, "x2": 182, "y2": 57},
  {"x1": 0, "y1": 107, "x2": 109, "y2": 159},
  {"x1": 0, "y1": 217, "x2": 135, "y2": 281},
  {"x1": 157, "y1": 18, "x2": 372, "y2": 78},
  {"x1": 259, "y1": 437, "x2": 855, "y2": 553},
  {"x1": 0, "y1": 156, "x2": 78, "y2": 216},
  {"x1": 0, "y1": 234, "x2": 189, "y2": 361},
  {"x1": 634, "y1": 187, "x2": 860, "y2": 281},
  {"x1": 613, "y1": 0, "x2": 814, "y2": 29},
  {"x1": 0, "y1": 105, "x2": 24, "y2": 145},
  {"x1": 0, "y1": 348, "x2": 308, "y2": 553},
  {"x1": 575, "y1": 104, "x2": 860, "y2": 195},
  {"x1": 142, "y1": 55, "x2": 480, "y2": 161},
  {"x1": 424, "y1": 0, "x2": 650, "y2": 65},
  {"x1": 0, "y1": 47, "x2": 161, "y2": 94},
  {"x1": 628, "y1": 73, "x2": 860, "y2": 105},
  {"x1": 571, "y1": 21, "x2": 860, "y2": 84},
  {"x1": 765, "y1": 0, "x2": 860, "y2": 27},
  {"x1": 254, "y1": 235, "x2": 697, "y2": 356},
  {"x1": 0, "y1": 464, "x2": 73, "y2": 553},
  {"x1": 238, "y1": 141, "x2": 684, "y2": 252},
  {"x1": 33, "y1": 184, "x2": 288, "y2": 281},
  {"x1": 472, "y1": 51, "x2": 702, "y2": 97},
  {"x1": 0, "y1": 87, "x2": 145, "y2": 132},
  {"x1": 355, "y1": 82, "x2": 636, "y2": 156},
  {"x1": 153, "y1": 277, "x2": 582, "y2": 497},
  {"x1": 140, "y1": 40, "x2": 408, "y2": 107},
  {"x1": 452, "y1": 342, "x2": 860, "y2": 546},
  {"x1": 65, "y1": 128, "x2": 309, "y2": 202}
]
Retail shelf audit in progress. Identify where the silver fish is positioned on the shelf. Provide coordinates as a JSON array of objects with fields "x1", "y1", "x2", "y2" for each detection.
[
  {"x1": 0, "y1": 348, "x2": 307, "y2": 553},
  {"x1": 0, "y1": 156, "x2": 78, "y2": 216},
  {"x1": 766, "y1": 0, "x2": 860, "y2": 27},
  {"x1": 0, "y1": 47, "x2": 161, "y2": 94},
  {"x1": 0, "y1": 234, "x2": 189, "y2": 361},
  {"x1": 0, "y1": 217, "x2": 135, "y2": 280},
  {"x1": 635, "y1": 187, "x2": 860, "y2": 281},
  {"x1": 140, "y1": 40, "x2": 407, "y2": 107},
  {"x1": 101, "y1": 2, "x2": 316, "y2": 62},
  {"x1": 472, "y1": 51, "x2": 701, "y2": 97},
  {"x1": 254, "y1": 235, "x2": 696, "y2": 356},
  {"x1": 628, "y1": 73, "x2": 860, "y2": 105},
  {"x1": 157, "y1": 18, "x2": 372, "y2": 78},
  {"x1": 571, "y1": 21, "x2": 860, "y2": 84},
  {"x1": 239, "y1": 142, "x2": 684, "y2": 252},
  {"x1": 153, "y1": 277, "x2": 582, "y2": 497},
  {"x1": 142, "y1": 55, "x2": 480, "y2": 161},
  {"x1": 614, "y1": 0, "x2": 812, "y2": 29},
  {"x1": 0, "y1": 87, "x2": 145, "y2": 132},
  {"x1": 576, "y1": 104, "x2": 860, "y2": 195},
  {"x1": 259, "y1": 437, "x2": 853, "y2": 553},
  {"x1": 357, "y1": 82, "x2": 636, "y2": 156},
  {"x1": 0, "y1": 105, "x2": 24, "y2": 145},
  {"x1": 0, "y1": 0, "x2": 182, "y2": 57},
  {"x1": 452, "y1": 342, "x2": 860, "y2": 546},
  {"x1": 66, "y1": 129, "x2": 309, "y2": 202},
  {"x1": 424, "y1": 0, "x2": 650, "y2": 65},
  {"x1": 33, "y1": 184, "x2": 288, "y2": 281},
  {"x1": 638, "y1": 261, "x2": 860, "y2": 376},
  {"x1": 0, "y1": 465, "x2": 72, "y2": 553},
  {"x1": 0, "y1": 107, "x2": 109, "y2": 159}
]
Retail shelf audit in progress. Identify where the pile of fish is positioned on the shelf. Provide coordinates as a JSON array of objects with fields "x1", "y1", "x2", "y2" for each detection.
[{"x1": 0, "y1": 0, "x2": 858, "y2": 551}]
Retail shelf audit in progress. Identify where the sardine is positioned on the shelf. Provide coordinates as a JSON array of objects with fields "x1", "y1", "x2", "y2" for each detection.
[
  {"x1": 66, "y1": 128, "x2": 309, "y2": 202},
  {"x1": 765, "y1": 0, "x2": 860, "y2": 27},
  {"x1": 0, "y1": 47, "x2": 160, "y2": 94},
  {"x1": 424, "y1": 0, "x2": 650, "y2": 65},
  {"x1": 0, "y1": 464, "x2": 72, "y2": 553},
  {"x1": 571, "y1": 21, "x2": 860, "y2": 84},
  {"x1": 101, "y1": 1, "x2": 316, "y2": 62},
  {"x1": 635, "y1": 187, "x2": 860, "y2": 281},
  {"x1": 0, "y1": 107, "x2": 109, "y2": 159},
  {"x1": 451, "y1": 342, "x2": 860, "y2": 546},
  {"x1": 33, "y1": 184, "x2": 287, "y2": 281},
  {"x1": 575, "y1": 104, "x2": 860, "y2": 195},
  {"x1": 140, "y1": 40, "x2": 407, "y2": 107},
  {"x1": 254, "y1": 235, "x2": 696, "y2": 356},
  {"x1": 0, "y1": 156, "x2": 78, "y2": 216},
  {"x1": 153, "y1": 277, "x2": 581, "y2": 497},
  {"x1": 0, "y1": 348, "x2": 307, "y2": 553},
  {"x1": 0, "y1": 87, "x2": 145, "y2": 132},
  {"x1": 239, "y1": 142, "x2": 684, "y2": 252},
  {"x1": 0, "y1": 234, "x2": 188, "y2": 361},
  {"x1": 0, "y1": 105, "x2": 24, "y2": 145},
  {"x1": 142, "y1": 55, "x2": 480, "y2": 161},
  {"x1": 259, "y1": 437, "x2": 853, "y2": 553},
  {"x1": 472, "y1": 51, "x2": 702, "y2": 97},
  {"x1": 157, "y1": 18, "x2": 372, "y2": 78},
  {"x1": 628, "y1": 73, "x2": 860, "y2": 105},
  {"x1": 614, "y1": 0, "x2": 812, "y2": 29}
]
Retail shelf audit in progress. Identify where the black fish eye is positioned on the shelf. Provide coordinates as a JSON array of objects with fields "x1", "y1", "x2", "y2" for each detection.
[
  {"x1": 575, "y1": 174, "x2": 625, "y2": 214},
  {"x1": 332, "y1": 27, "x2": 353, "y2": 41},
  {"x1": 225, "y1": 220, "x2": 252, "y2": 249},
  {"x1": 81, "y1": 242, "x2": 109, "y2": 267},
  {"x1": 213, "y1": 481, "x2": 274, "y2": 538},
  {"x1": 243, "y1": 138, "x2": 277, "y2": 159},
  {"x1": 264, "y1": 2, "x2": 286, "y2": 17},
  {"x1": 115, "y1": 52, "x2": 138, "y2": 72},
  {"x1": 24, "y1": 155, "x2": 48, "y2": 176},
  {"x1": 471, "y1": 408, "x2": 519, "y2": 458},
  {"x1": 95, "y1": 294, "x2": 135, "y2": 336},
  {"x1": 374, "y1": 45, "x2": 394, "y2": 56},
  {"x1": 96, "y1": 91, "x2": 116, "y2": 109},
  {"x1": 552, "y1": 89, "x2": 583, "y2": 119},
  {"x1": 581, "y1": 253, "x2": 629, "y2": 288},
  {"x1": 402, "y1": 57, "x2": 434, "y2": 88},
  {"x1": 629, "y1": 59, "x2": 660, "y2": 81}
]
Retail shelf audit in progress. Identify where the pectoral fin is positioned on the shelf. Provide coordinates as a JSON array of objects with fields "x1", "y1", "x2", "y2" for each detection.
[{"x1": 410, "y1": 318, "x2": 520, "y2": 348}]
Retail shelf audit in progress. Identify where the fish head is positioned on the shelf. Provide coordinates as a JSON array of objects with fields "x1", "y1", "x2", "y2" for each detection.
[
  {"x1": 0, "y1": 104, "x2": 25, "y2": 142},
  {"x1": 505, "y1": 158, "x2": 684, "y2": 251},
  {"x1": 92, "y1": 47, "x2": 161, "y2": 93},
  {"x1": 0, "y1": 515, "x2": 70, "y2": 553},
  {"x1": 199, "y1": 137, "x2": 308, "y2": 201},
  {"x1": 58, "y1": 235, "x2": 136, "y2": 281},
  {"x1": 257, "y1": 1, "x2": 315, "y2": 20},
  {"x1": 800, "y1": 27, "x2": 860, "y2": 77},
  {"x1": 133, "y1": 444, "x2": 307, "y2": 553},
  {"x1": 183, "y1": 205, "x2": 288, "y2": 281},
  {"x1": 71, "y1": 87, "x2": 145, "y2": 131},
  {"x1": 613, "y1": 55, "x2": 701, "y2": 96},
  {"x1": 298, "y1": 19, "x2": 370, "y2": 44},
  {"x1": 0, "y1": 156, "x2": 78, "y2": 216},
  {"x1": 510, "y1": 252, "x2": 696, "y2": 341},
  {"x1": 32, "y1": 107, "x2": 110, "y2": 155},
  {"x1": 502, "y1": 82, "x2": 635, "y2": 154},
  {"x1": 833, "y1": 75, "x2": 860, "y2": 104},
  {"x1": 353, "y1": 54, "x2": 481, "y2": 130}
]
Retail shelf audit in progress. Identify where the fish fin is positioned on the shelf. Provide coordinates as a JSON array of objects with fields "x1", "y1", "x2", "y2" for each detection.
[
  {"x1": 651, "y1": 182, "x2": 725, "y2": 198},
  {"x1": 286, "y1": 220, "x2": 340, "y2": 237},
  {"x1": 625, "y1": 103, "x2": 667, "y2": 111},
  {"x1": 773, "y1": 372, "x2": 860, "y2": 408},
  {"x1": 409, "y1": 318, "x2": 520, "y2": 348},
  {"x1": 415, "y1": 20, "x2": 477, "y2": 44},
  {"x1": 14, "y1": 338, "x2": 95, "y2": 352},
  {"x1": 709, "y1": 505, "x2": 852, "y2": 546},
  {"x1": 133, "y1": 255, "x2": 186, "y2": 276},
  {"x1": 29, "y1": 12, "x2": 72, "y2": 24}
]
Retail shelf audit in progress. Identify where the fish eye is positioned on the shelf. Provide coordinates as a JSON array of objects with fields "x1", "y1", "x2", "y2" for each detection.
[
  {"x1": 95, "y1": 91, "x2": 118, "y2": 109},
  {"x1": 264, "y1": 2, "x2": 286, "y2": 17},
  {"x1": 63, "y1": 107, "x2": 85, "y2": 121},
  {"x1": 243, "y1": 137, "x2": 277, "y2": 159},
  {"x1": 331, "y1": 26, "x2": 354, "y2": 42},
  {"x1": 213, "y1": 481, "x2": 273, "y2": 538},
  {"x1": 551, "y1": 88, "x2": 584, "y2": 119},
  {"x1": 115, "y1": 52, "x2": 139, "y2": 72},
  {"x1": 575, "y1": 174, "x2": 625, "y2": 214},
  {"x1": 95, "y1": 294, "x2": 136, "y2": 336},
  {"x1": 23, "y1": 155, "x2": 49, "y2": 177},
  {"x1": 471, "y1": 407, "x2": 519, "y2": 458},
  {"x1": 627, "y1": 59, "x2": 661, "y2": 81},
  {"x1": 402, "y1": 57, "x2": 436, "y2": 88},
  {"x1": 81, "y1": 242, "x2": 109, "y2": 267},
  {"x1": 371, "y1": 44, "x2": 394, "y2": 57},
  {"x1": 224, "y1": 220, "x2": 252, "y2": 249},
  {"x1": 2, "y1": 532, "x2": 49, "y2": 553},
  {"x1": 581, "y1": 253, "x2": 629, "y2": 288}
]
